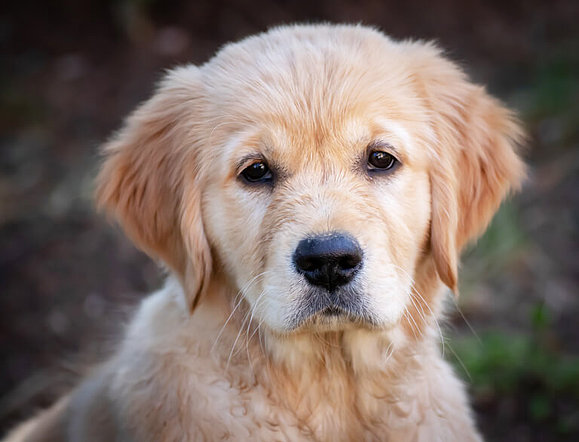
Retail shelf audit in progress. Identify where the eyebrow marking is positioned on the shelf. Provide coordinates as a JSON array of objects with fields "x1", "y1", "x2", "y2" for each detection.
[
  {"x1": 235, "y1": 153, "x2": 267, "y2": 173},
  {"x1": 367, "y1": 140, "x2": 401, "y2": 157}
]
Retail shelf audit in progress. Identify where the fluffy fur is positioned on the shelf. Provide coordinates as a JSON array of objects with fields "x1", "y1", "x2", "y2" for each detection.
[{"x1": 5, "y1": 24, "x2": 525, "y2": 442}]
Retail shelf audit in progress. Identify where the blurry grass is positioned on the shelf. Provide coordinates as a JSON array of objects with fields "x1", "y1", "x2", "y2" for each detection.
[
  {"x1": 450, "y1": 177, "x2": 579, "y2": 435},
  {"x1": 515, "y1": 42, "x2": 579, "y2": 149},
  {"x1": 528, "y1": 56, "x2": 579, "y2": 120},
  {"x1": 451, "y1": 197, "x2": 579, "y2": 434},
  {"x1": 450, "y1": 304, "x2": 579, "y2": 434},
  {"x1": 460, "y1": 200, "x2": 528, "y2": 289},
  {"x1": 0, "y1": 86, "x2": 46, "y2": 130}
]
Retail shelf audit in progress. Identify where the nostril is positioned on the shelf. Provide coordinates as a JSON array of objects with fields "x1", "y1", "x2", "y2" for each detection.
[
  {"x1": 338, "y1": 254, "x2": 362, "y2": 270},
  {"x1": 295, "y1": 255, "x2": 322, "y2": 272}
]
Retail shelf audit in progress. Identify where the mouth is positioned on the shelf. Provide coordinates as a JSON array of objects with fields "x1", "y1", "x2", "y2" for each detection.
[
  {"x1": 287, "y1": 288, "x2": 379, "y2": 331},
  {"x1": 320, "y1": 306, "x2": 345, "y2": 316}
]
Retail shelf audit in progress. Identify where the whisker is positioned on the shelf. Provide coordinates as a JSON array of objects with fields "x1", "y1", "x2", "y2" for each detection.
[
  {"x1": 402, "y1": 304, "x2": 422, "y2": 340},
  {"x1": 407, "y1": 291, "x2": 429, "y2": 337},
  {"x1": 227, "y1": 289, "x2": 268, "y2": 370},
  {"x1": 392, "y1": 265, "x2": 446, "y2": 357},
  {"x1": 211, "y1": 293, "x2": 245, "y2": 353},
  {"x1": 244, "y1": 291, "x2": 268, "y2": 372},
  {"x1": 445, "y1": 340, "x2": 472, "y2": 381},
  {"x1": 226, "y1": 309, "x2": 251, "y2": 369},
  {"x1": 211, "y1": 271, "x2": 270, "y2": 353},
  {"x1": 383, "y1": 341, "x2": 394, "y2": 365},
  {"x1": 452, "y1": 299, "x2": 482, "y2": 344},
  {"x1": 410, "y1": 286, "x2": 446, "y2": 358}
]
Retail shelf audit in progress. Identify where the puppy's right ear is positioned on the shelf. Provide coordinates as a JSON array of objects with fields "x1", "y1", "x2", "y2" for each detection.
[{"x1": 96, "y1": 66, "x2": 211, "y2": 312}]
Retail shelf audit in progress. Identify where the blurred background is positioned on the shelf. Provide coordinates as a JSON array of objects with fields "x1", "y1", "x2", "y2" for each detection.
[{"x1": 1, "y1": 0, "x2": 578, "y2": 440}]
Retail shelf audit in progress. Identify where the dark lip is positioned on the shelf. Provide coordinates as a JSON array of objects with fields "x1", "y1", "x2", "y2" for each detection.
[
  {"x1": 320, "y1": 306, "x2": 347, "y2": 316},
  {"x1": 287, "y1": 288, "x2": 380, "y2": 331}
]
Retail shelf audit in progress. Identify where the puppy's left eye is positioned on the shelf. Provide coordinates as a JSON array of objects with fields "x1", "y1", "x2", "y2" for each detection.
[
  {"x1": 240, "y1": 161, "x2": 273, "y2": 183},
  {"x1": 368, "y1": 150, "x2": 398, "y2": 171}
]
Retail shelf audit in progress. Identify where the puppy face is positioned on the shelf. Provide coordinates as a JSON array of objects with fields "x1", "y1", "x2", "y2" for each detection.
[
  {"x1": 202, "y1": 107, "x2": 433, "y2": 333},
  {"x1": 97, "y1": 25, "x2": 525, "y2": 338}
]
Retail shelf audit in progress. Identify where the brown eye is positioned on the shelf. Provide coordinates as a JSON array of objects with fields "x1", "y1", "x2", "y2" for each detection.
[
  {"x1": 368, "y1": 150, "x2": 397, "y2": 171},
  {"x1": 241, "y1": 161, "x2": 273, "y2": 183}
]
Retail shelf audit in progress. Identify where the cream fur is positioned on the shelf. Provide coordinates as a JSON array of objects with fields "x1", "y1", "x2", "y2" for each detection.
[{"x1": 4, "y1": 24, "x2": 525, "y2": 442}]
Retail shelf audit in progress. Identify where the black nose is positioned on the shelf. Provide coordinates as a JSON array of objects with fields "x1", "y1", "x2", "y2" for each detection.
[{"x1": 293, "y1": 233, "x2": 363, "y2": 292}]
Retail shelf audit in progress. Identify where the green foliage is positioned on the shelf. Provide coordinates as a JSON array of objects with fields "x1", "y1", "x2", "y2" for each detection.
[
  {"x1": 461, "y1": 201, "x2": 527, "y2": 289},
  {"x1": 450, "y1": 303, "x2": 579, "y2": 433},
  {"x1": 468, "y1": 201, "x2": 526, "y2": 261},
  {"x1": 528, "y1": 49, "x2": 579, "y2": 115},
  {"x1": 520, "y1": 44, "x2": 579, "y2": 147},
  {"x1": 453, "y1": 330, "x2": 579, "y2": 396},
  {"x1": 530, "y1": 57, "x2": 579, "y2": 118}
]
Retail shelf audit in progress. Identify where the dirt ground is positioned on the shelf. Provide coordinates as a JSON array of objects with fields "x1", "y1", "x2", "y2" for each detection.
[{"x1": 1, "y1": 1, "x2": 578, "y2": 440}]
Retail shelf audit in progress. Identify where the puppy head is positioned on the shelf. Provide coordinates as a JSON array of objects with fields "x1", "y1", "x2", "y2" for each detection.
[{"x1": 96, "y1": 25, "x2": 524, "y2": 337}]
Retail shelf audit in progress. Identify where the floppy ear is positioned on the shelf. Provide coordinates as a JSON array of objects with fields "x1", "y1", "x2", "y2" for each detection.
[
  {"x1": 96, "y1": 66, "x2": 211, "y2": 312},
  {"x1": 414, "y1": 46, "x2": 526, "y2": 293}
]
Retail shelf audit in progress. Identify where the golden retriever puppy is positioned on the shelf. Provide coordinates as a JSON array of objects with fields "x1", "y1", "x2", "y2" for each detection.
[{"x1": 5, "y1": 24, "x2": 525, "y2": 442}]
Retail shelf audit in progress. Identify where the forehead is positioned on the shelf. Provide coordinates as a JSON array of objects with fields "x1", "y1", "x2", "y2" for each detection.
[
  {"x1": 220, "y1": 115, "x2": 429, "y2": 174},
  {"x1": 202, "y1": 28, "x2": 434, "y2": 167},
  {"x1": 269, "y1": 116, "x2": 420, "y2": 161}
]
